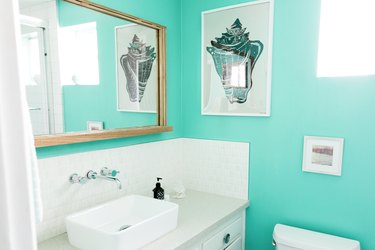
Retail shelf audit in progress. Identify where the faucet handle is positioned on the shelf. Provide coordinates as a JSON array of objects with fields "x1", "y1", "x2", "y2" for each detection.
[
  {"x1": 69, "y1": 173, "x2": 88, "y2": 184},
  {"x1": 86, "y1": 170, "x2": 98, "y2": 180},
  {"x1": 100, "y1": 167, "x2": 120, "y2": 177},
  {"x1": 111, "y1": 170, "x2": 120, "y2": 177}
]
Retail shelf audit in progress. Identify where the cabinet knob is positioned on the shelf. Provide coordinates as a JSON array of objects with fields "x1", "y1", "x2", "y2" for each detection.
[{"x1": 223, "y1": 233, "x2": 231, "y2": 244}]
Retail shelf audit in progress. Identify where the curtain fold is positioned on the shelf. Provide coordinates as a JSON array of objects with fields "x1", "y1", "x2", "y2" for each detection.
[{"x1": 0, "y1": 0, "x2": 40, "y2": 249}]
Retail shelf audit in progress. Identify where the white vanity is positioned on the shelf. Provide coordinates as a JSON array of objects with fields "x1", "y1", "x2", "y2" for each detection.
[{"x1": 38, "y1": 190, "x2": 249, "y2": 250}]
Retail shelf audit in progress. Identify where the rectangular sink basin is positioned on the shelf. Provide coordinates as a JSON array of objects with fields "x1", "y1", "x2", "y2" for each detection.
[{"x1": 65, "y1": 195, "x2": 178, "y2": 250}]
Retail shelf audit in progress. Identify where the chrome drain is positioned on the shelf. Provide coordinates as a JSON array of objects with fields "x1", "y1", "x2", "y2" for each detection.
[{"x1": 118, "y1": 225, "x2": 131, "y2": 231}]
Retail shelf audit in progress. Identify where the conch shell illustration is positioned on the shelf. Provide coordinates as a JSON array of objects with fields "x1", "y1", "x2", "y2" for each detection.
[
  {"x1": 206, "y1": 18, "x2": 263, "y2": 104},
  {"x1": 120, "y1": 34, "x2": 156, "y2": 102}
]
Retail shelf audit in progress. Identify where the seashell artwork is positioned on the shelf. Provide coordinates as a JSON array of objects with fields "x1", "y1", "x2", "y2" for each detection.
[
  {"x1": 120, "y1": 34, "x2": 156, "y2": 103},
  {"x1": 206, "y1": 18, "x2": 263, "y2": 104}
]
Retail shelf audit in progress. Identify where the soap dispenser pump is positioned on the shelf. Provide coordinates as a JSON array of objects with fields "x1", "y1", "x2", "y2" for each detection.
[{"x1": 153, "y1": 177, "x2": 164, "y2": 200}]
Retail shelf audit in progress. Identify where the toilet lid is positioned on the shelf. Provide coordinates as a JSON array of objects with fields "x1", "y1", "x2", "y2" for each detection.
[{"x1": 273, "y1": 224, "x2": 360, "y2": 250}]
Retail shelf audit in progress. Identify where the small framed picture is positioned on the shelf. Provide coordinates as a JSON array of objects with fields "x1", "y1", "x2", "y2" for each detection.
[
  {"x1": 87, "y1": 121, "x2": 104, "y2": 132},
  {"x1": 302, "y1": 136, "x2": 344, "y2": 176}
]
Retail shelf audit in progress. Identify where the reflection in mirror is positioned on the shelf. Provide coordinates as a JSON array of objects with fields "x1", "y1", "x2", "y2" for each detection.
[
  {"x1": 18, "y1": 0, "x2": 161, "y2": 138},
  {"x1": 20, "y1": 19, "x2": 58, "y2": 135},
  {"x1": 115, "y1": 24, "x2": 157, "y2": 113},
  {"x1": 18, "y1": 0, "x2": 170, "y2": 147}
]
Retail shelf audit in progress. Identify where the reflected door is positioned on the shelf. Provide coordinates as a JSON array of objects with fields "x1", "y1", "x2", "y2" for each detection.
[{"x1": 20, "y1": 24, "x2": 51, "y2": 135}]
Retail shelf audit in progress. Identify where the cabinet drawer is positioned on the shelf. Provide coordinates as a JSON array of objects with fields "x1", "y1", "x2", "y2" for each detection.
[
  {"x1": 225, "y1": 237, "x2": 242, "y2": 250},
  {"x1": 202, "y1": 217, "x2": 242, "y2": 250}
]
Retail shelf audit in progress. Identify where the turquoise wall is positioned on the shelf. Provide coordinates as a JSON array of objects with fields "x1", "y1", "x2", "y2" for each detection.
[
  {"x1": 181, "y1": 0, "x2": 375, "y2": 249},
  {"x1": 36, "y1": 0, "x2": 182, "y2": 158},
  {"x1": 37, "y1": 0, "x2": 375, "y2": 249}
]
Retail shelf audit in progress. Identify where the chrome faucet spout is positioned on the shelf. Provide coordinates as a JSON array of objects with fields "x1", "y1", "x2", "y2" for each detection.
[{"x1": 97, "y1": 175, "x2": 122, "y2": 190}]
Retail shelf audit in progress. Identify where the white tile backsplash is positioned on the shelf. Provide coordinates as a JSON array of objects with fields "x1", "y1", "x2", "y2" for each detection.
[
  {"x1": 36, "y1": 138, "x2": 249, "y2": 242},
  {"x1": 181, "y1": 139, "x2": 249, "y2": 200}
]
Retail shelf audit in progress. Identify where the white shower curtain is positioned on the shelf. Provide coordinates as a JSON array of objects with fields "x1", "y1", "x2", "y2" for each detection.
[{"x1": 0, "y1": 0, "x2": 40, "y2": 249}]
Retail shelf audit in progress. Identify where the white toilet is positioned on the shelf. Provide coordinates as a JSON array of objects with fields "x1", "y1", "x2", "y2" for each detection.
[{"x1": 273, "y1": 224, "x2": 360, "y2": 250}]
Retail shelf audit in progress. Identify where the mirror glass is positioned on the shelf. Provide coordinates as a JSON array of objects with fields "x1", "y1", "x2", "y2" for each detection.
[{"x1": 19, "y1": 0, "x2": 159, "y2": 136}]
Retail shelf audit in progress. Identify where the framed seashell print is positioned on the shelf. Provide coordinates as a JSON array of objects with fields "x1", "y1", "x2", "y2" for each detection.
[
  {"x1": 116, "y1": 24, "x2": 157, "y2": 113},
  {"x1": 202, "y1": 0, "x2": 274, "y2": 116}
]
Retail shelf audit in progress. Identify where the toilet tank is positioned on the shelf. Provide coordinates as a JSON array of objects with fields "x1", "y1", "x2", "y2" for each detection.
[{"x1": 273, "y1": 224, "x2": 360, "y2": 250}]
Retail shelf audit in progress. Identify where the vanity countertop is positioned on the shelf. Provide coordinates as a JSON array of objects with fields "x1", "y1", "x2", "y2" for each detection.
[{"x1": 38, "y1": 190, "x2": 249, "y2": 250}]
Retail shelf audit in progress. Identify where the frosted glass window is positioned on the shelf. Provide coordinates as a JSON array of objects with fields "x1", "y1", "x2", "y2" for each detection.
[
  {"x1": 317, "y1": 0, "x2": 375, "y2": 77},
  {"x1": 59, "y1": 22, "x2": 99, "y2": 85}
]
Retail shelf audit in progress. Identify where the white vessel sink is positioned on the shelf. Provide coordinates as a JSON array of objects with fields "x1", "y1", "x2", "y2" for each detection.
[{"x1": 65, "y1": 195, "x2": 178, "y2": 250}]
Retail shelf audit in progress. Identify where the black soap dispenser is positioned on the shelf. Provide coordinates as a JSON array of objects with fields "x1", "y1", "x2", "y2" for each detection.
[{"x1": 153, "y1": 177, "x2": 164, "y2": 200}]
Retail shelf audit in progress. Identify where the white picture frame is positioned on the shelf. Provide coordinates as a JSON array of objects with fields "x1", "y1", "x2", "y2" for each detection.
[
  {"x1": 87, "y1": 121, "x2": 104, "y2": 132},
  {"x1": 201, "y1": 0, "x2": 274, "y2": 116},
  {"x1": 115, "y1": 24, "x2": 157, "y2": 113},
  {"x1": 302, "y1": 136, "x2": 344, "y2": 176}
]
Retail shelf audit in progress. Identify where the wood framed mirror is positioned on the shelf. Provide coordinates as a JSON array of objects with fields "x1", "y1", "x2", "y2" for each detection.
[{"x1": 21, "y1": 0, "x2": 172, "y2": 147}]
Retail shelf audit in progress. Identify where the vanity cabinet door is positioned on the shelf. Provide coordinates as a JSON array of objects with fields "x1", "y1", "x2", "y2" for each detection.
[
  {"x1": 202, "y1": 217, "x2": 242, "y2": 250},
  {"x1": 225, "y1": 237, "x2": 242, "y2": 250}
]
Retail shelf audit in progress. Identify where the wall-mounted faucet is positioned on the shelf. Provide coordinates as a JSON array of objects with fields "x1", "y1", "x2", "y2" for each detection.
[
  {"x1": 86, "y1": 168, "x2": 122, "y2": 190},
  {"x1": 69, "y1": 168, "x2": 122, "y2": 190}
]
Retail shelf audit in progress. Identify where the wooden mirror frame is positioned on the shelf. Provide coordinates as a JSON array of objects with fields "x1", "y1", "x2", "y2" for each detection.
[{"x1": 35, "y1": 0, "x2": 172, "y2": 148}]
